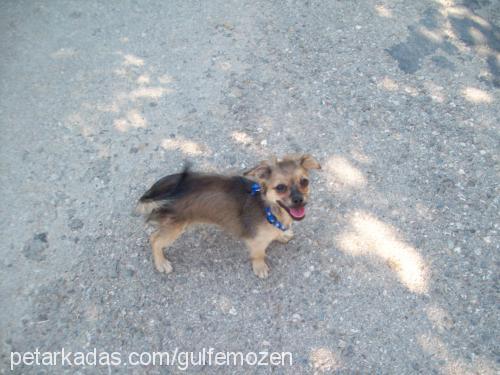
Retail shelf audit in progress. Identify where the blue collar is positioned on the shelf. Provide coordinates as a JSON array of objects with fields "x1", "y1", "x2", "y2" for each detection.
[{"x1": 250, "y1": 182, "x2": 288, "y2": 231}]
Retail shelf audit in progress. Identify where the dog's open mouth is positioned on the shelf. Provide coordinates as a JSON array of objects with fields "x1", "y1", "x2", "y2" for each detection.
[{"x1": 278, "y1": 201, "x2": 306, "y2": 221}]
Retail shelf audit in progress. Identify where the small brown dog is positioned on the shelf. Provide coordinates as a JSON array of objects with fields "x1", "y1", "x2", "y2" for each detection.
[{"x1": 137, "y1": 154, "x2": 321, "y2": 278}]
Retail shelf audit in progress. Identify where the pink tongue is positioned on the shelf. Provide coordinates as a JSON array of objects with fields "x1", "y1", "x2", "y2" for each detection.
[{"x1": 289, "y1": 206, "x2": 305, "y2": 218}]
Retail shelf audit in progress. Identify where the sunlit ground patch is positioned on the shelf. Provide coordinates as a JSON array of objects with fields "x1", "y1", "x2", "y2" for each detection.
[
  {"x1": 309, "y1": 347, "x2": 341, "y2": 373},
  {"x1": 136, "y1": 73, "x2": 151, "y2": 85},
  {"x1": 51, "y1": 48, "x2": 78, "y2": 59},
  {"x1": 122, "y1": 53, "x2": 144, "y2": 67},
  {"x1": 462, "y1": 87, "x2": 493, "y2": 104},
  {"x1": 374, "y1": 4, "x2": 393, "y2": 18},
  {"x1": 336, "y1": 211, "x2": 428, "y2": 293},
  {"x1": 325, "y1": 156, "x2": 367, "y2": 191},
  {"x1": 161, "y1": 137, "x2": 208, "y2": 156},
  {"x1": 114, "y1": 109, "x2": 147, "y2": 132},
  {"x1": 378, "y1": 76, "x2": 399, "y2": 91},
  {"x1": 231, "y1": 131, "x2": 253, "y2": 145},
  {"x1": 419, "y1": 334, "x2": 496, "y2": 374},
  {"x1": 417, "y1": 25, "x2": 444, "y2": 43},
  {"x1": 129, "y1": 86, "x2": 171, "y2": 100}
]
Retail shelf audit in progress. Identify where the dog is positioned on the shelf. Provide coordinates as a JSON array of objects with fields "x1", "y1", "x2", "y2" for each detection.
[{"x1": 137, "y1": 154, "x2": 321, "y2": 278}]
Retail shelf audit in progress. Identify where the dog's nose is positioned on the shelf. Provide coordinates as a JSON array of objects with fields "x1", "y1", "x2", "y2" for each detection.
[{"x1": 292, "y1": 195, "x2": 303, "y2": 205}]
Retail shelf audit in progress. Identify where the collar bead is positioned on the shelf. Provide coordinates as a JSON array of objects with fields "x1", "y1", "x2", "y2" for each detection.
[{"x1": 250, "y1": 182, "x2": 261, "y2": 196}]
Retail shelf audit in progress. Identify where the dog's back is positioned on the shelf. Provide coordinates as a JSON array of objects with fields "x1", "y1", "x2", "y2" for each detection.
[{"x1": 137, "y1": 168, "x2": 264, "y2": 237}]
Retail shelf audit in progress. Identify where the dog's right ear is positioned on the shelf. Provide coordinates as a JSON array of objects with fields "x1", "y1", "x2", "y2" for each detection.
[{"x1": 244, "y1": 160, "x2": 272, "y2": 180}]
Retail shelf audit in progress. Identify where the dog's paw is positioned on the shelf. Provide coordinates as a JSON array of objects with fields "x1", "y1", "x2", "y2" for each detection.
[
  {"x1": 277, "y1": 230, "x2": 294, "y2": 244},
  {"x1": 155, "y1": 258, "x2": 173, "y2": 274},
  {"x1": 252, "y1": 260, "x2": 269, "y2": 279}
]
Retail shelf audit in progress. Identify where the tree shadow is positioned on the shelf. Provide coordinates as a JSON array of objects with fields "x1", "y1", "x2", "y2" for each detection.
[
  {"x1": 448, "y1": 3, "x2": 500, "y2": 87},
  {"x1": 387, "y1": 8, "x2": 459, "y2": 74},
  {"x1": 386, "y1": 2, "x2": 499, "y2": 87}
]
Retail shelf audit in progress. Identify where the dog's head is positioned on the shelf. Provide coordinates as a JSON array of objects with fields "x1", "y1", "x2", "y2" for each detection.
[{"x1": 244, "y1": 154, "x2": 321, "y2": 221}]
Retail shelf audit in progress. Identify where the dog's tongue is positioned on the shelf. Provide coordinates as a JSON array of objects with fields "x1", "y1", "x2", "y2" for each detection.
[{"x1": 289, "y1": 206, "x2": 306, "y2": 219}]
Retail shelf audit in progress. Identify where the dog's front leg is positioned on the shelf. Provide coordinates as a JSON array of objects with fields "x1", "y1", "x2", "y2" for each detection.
[
  {"x1": 245, "y1": 236, "x2": 273, "y2": 279},
  {"x1": 277, "y1": 229, "x2": 294, "y2": 244}
]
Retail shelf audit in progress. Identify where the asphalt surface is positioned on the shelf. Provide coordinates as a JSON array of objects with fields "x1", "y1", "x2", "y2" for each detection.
[{"x1": 0, "y1": 0, "x2": 499, "y2": 374}]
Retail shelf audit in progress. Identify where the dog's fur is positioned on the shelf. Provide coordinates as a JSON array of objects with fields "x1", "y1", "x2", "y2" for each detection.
[{"x1": 137, "y1": 154, "x2": 321, "y2": 278}]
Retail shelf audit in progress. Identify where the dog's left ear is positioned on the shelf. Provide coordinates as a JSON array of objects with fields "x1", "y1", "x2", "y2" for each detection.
[{"x1": 300, "y1": 154, "x2": 321, "y2": 170}]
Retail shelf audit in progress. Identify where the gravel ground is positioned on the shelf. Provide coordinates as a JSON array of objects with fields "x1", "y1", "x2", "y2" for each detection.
[{"x1": 0, "y1": 0, "x2": 499, "y2": 373}]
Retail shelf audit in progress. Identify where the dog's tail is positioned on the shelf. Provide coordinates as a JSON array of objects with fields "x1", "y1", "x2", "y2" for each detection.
[
  {"x1": 134, "y1": 200, "x2": 165, "y2": 216},
  {"x1": 135, "y1": 163, "x2": 191, "y2": 217}
]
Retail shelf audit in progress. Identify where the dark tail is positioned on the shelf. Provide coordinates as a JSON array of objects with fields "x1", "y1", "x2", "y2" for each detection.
[{"x1": 135, "y1": 163, "x2": 191, "y2": 216}]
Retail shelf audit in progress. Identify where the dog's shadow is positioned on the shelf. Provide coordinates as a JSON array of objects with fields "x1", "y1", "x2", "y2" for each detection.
[
  {"x1": 164, "y1": 226, "x2": 248, "y2": 274},
  {"x1": 153, "y1": 224, "x2": 301, "y2": 280}
]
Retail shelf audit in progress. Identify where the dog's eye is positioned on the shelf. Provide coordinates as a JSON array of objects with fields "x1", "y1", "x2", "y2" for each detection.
[
  {"x1": 275, "y1": 184, "x2": 287, "y2": 193},
  {"x1": 300, "y1": 178, "x2": 309, "y2": 187}
]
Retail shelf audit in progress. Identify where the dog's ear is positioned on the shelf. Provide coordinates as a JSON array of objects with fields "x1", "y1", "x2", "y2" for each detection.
[
  {"x1": 244, "y1": 160, "x2": 272, "y2": 180},
  {"x1": 300, "y1": 154, "x2": 321, "y2": 170}
]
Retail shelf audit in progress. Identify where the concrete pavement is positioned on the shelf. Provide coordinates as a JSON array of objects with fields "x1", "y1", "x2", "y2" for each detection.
[{"x1": 0, "y1": 0, "x2": 498, "y2": 373}]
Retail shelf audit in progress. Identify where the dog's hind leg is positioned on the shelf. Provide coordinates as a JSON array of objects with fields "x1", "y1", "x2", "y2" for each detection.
[{"x1": 150, "y1": 221, "x2": 186, "y2": 274}]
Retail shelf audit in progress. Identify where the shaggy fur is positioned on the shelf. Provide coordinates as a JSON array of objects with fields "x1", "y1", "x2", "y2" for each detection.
[{"x1": 137, "y1": 154, "x2": 321, "y2": 278}]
